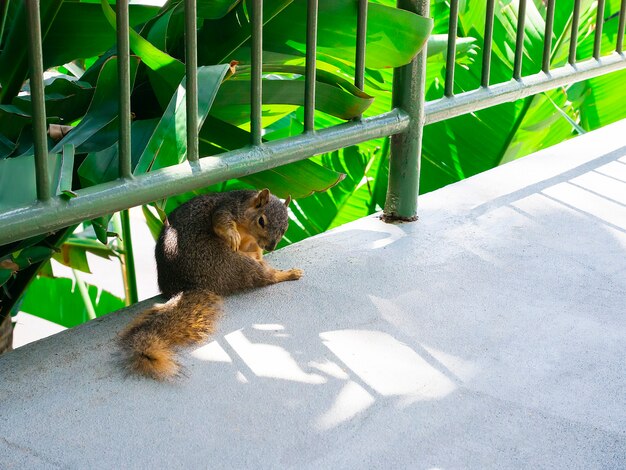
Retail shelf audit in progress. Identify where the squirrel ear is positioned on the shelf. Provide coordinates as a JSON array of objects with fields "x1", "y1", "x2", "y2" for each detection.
[
  {"x1": 284, "y1": 195, "x2": 292, "y2": 207},
  {"x1": 254, "y1": 188, "x2": 270, "y2": 208}
]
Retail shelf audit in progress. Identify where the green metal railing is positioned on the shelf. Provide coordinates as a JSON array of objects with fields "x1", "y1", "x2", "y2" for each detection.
[{"x1": 1, "y1": 0, "x2": 626, "y2": 247}]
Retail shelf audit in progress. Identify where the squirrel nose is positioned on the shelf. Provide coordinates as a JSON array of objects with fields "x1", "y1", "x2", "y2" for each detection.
[{"x1": 266, "y1": 241, "x2": 277, "y2": 252}]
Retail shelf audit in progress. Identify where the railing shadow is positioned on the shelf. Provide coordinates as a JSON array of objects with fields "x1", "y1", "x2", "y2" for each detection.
[{"x1": 1, "y1": 141, "x2": 625, "y2": 467}]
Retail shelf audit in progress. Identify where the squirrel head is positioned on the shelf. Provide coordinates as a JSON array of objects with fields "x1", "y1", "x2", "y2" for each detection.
[{"x1": 242, "y1": 189, "x2": 291, "y2": 251}]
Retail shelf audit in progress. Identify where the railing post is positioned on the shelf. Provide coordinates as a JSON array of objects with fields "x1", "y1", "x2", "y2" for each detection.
[{"x1": 383, "y1": 0, "x2": 429, "y2": 222}]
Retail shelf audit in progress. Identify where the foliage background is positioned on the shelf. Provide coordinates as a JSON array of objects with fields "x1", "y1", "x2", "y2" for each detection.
[{"x1": 1, "y1": 0, "x2": 625, "y2": 336}]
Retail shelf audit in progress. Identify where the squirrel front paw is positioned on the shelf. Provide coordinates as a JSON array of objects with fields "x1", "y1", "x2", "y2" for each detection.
[
  {"x1": 223, "y1": 228, "x2": 241, "y2": 251},
  {"x1": 286, "y1": 268, "x2": 303, "y2": 280},
  {"x1": 214, "y1": 224, "x2": 241, "y2": 251},
  {"x1": 219, "y1": 228, "x2": 241, "y2": 251}
]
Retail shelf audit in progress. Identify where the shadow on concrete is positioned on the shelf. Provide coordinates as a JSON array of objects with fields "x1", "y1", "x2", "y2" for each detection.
[{"x1": 1, "y1": 139, "x2": 626, "y2": 468}]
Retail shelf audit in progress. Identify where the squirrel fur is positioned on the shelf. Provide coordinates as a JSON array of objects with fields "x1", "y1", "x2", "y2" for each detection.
[{"x1": 118, "y1": 189, "x2": 302, "y2": 380}]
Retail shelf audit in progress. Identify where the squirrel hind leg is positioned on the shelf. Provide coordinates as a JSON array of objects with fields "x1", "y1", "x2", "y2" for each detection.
[{"x1": 267, "y1": 267, "x2": 304, "y2": 283}]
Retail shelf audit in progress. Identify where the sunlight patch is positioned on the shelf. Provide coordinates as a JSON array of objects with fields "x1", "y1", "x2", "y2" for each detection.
[
  {"x1": 252, "y1": 324, "x2": 285, "y2": 331},
  {"x1": 315, "y1": 381, "x2": 375, "y2": 430},
  {"x1": 225, "y1": 330, "x2": 325, "y2": 384},
  {"x1": 191, "y1": 341, "x2": 232, "y2": 362},
  {"x1": 308, "y1": 359, "x2": 350, "y2": 380},
  {"x1": 321, "y1": 330, "x2": 456, "y2": 400}
]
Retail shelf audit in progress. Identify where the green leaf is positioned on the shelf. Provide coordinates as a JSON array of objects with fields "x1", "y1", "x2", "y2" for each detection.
[
  {"x1": 166, "y1": 0, "x2": 241, "y2": 20},
  {"x1": 90, "y1": 216, "x2": 116, "y2": 245},
  {"x1": 262, "y1": 0, "x2": 432, "y2": 69},
  {"x1": 52, "y1": 233, "x2": 118, "y2": 274},
  {"x1": 57, "y1": 144, "x2": 77, "y2": 198},
  {"x1": 53, "y1": 246, "x2": 90, "y2": 274},
  {"x1": 0, "y1": 153, "x2": 63, "y2": 212},
  {"x1": 211, "y1": 78, "x2": 374, "y2": 125},
  {"x1": 240, "y1": 159, "x2": 346, "y2": 199},
  {"x1": 11, "y1": 77, "x2": 94, "y2": 126},
  {"x1": 0, "y1": 134, "x2": 15, "y2": 160},
  {"x1": 78, "y1": 119, "x2": 159, "y2": 187},
  {"x1": 0, "y1": 1, "x2": 158, "y2": 103},
  {"x1": 283, "y1": 145, "x2": 379, "y2": 242},
  {"x1": 101, "y1": 0, "x2": 185, "y2": 107},
  {"x1": 568, "y1": 69, "x2": 626, "y2": 131},
  {"x1": 0, "y1": 270, "x2": 13, "y2": 288},
  {"x1": 146, "y1": 6, "x2": 180, "y2": 52},
  {"x1": 0, "y1": 0, "x2": 63, "y2": 103},
  {"x1": 50, "y1": 56, "x2": 140, "y2": 154},
  {"x1": 0, "y1": 105, "x2": 34, "y2": 142},
  {"x1": 197, "y1": 115, "x2": 347, "y2": 199},
  {"x1": 134, "y1": 64, "x2": 232, "y2": 174},
  {"x1": 45, "y1": 2, "x2": 159, "y2": 68},
  {"x1": 18, "y1": 276, "x2": 125, "y2": 328},
  {"x1": 499, "y1": 90, "x2": 578, "y2": 165},
  {"x1": 197, "y1": 0, "x2": 296, "y2": 65},
  {"x1": 141, "y1": 205, "x2": 164, "y2": 241},
  {"x1": 38, "y1": 261, "x2": 55, "y2": 278},
  {"x1": 197, "y1": 0, "x2": 242, "y2": 19},
  {"x1": 13, "y1": 246, "x2": 55, "y2": 270}
]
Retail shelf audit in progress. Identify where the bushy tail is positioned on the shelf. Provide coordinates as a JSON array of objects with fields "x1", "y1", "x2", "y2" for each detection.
[{"x1": 119, "y1": 290, "x2": 223, "y2": 380}]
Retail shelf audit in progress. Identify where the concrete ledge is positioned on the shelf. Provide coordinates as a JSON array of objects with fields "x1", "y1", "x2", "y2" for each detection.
[{"x1": 2, "y1": 120, "x2": 626, "y2": 468}]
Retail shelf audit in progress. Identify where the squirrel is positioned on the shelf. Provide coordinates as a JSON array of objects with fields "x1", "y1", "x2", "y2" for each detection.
[{"x1": 118, "y1": 189, "x2": 303, "y2": 380}]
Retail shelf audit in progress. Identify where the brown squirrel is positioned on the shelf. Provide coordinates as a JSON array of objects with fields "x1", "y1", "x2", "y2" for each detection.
[{"x1": 118, "y1": 189, "x2": 302, "y2": 380}]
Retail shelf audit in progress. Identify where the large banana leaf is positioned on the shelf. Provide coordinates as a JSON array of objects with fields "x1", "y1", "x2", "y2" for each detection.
[
  {"x1": 0, "y1": 152, "x2": 64, "y2": 211},
  {"x1": 134, "y1": 64, "x2": 233, "y2": 173},
  {"x1": 0, "y1": 0, "x2": 158, "y2": 103},
  {"x1": 100, "y1": 0, "x2": 185, "y2": 107},
  {"x1": 11, "y1": 76, "x2": 94, "y2": 125},
  {"x1": 419, "y1": 0, "x2": 626, "y2": 194},
  {"x1": 50, "y1": 56, "x2": 140, "y2": 153},
  {"x1": 212, "y1": 78, "x2": 374, "y2": 125},
  {"x1": 261, "y1": 0, "x2": 432, "y2": 69},
  {"x1": 19, "y1": 276, "x2": 124, "y2": 328},
  {"x1": 568, "y1": 69, "x2": 626, "y2": 131}
]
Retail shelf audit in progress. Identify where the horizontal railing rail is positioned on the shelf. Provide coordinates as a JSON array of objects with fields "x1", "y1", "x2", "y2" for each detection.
[
  {"x1": 0, "y1": 109, "x2": 410, "y2": 245},
  {"x1": 425, "y1": 53, "x2": 626, "y2": 125},
  {"x1": 1, "y1": 0, "x2": 626, "y2": 247}
]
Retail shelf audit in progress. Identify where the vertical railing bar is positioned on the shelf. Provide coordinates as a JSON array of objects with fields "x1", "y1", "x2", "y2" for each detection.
[
  {"x1": 513, "y1": 0, "x2": 527, "y2": 80},
  {"x1": 304, "y1": 0, "x2": 318, "y2": 132},
  {"x1": 185, "y1": 0, "x2": 199, "y2": 161},
  {"x1": 250, "y1": 0, "x2": 263, "y2": 146},
  {"x1": 354, "y1": 0, "x2": 368, "y2": 92},
  {"x1": 117, "y1": 0, "x2": 132, "y2": 178},
  {"x1": 618, "y1": 0, "x2": 626, "y2": 53},
  {"x1": 444, "y1": 0, "x2": 459, "y2": 97},
  {"x1": 569, "y1": 0, "x2": 582, "y2": 65},
  {"x1": 383, "y1": 0, "x2": 429, "y2": 222},
  {"x1": 481, "y1": 0, "x2": 496, "y2": 87},
  {"x1": 594, "y1": 0, "x2": 606, "y2": 60},
  {"x1": 542, "y1": 0, "x2": 555, "y2": 73},
  {"x1": 25, "y1": 0, "x2": 50, "y2": 202}
]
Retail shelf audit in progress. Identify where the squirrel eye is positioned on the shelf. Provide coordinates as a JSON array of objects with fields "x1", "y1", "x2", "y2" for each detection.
[{"x1": 258, "y1": 216, "x2": 266, "y2": 228}]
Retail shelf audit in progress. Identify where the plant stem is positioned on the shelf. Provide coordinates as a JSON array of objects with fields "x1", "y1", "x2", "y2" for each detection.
[
  {"x1": 72, "y1": 269, "x2": 96, "y2": 321},
  {"x1": 0, "y1": 0, "x2": 10, "y2": 50},
  {"x1": 120, "y1": 209, "x2": 139, "y2": 305},
  {"x1": 114, "y1": 211, "x2": 139, "y2": 306}
]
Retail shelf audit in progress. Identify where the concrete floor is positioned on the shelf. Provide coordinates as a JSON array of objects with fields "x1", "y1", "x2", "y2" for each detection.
[{"x1": 1, "y1": 120, "x2": 626, "y2": 469}]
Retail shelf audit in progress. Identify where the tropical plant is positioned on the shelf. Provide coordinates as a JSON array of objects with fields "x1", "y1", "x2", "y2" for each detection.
[
  {"x1": 0, "y1": 0, "x2": 432, "y2": 347},
  {"x1": 1, "y1": 0, "x2": 625, "y2": 347},
  {"x1": 421, "y1": 0, "x2": 626, "y2": 192}
]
